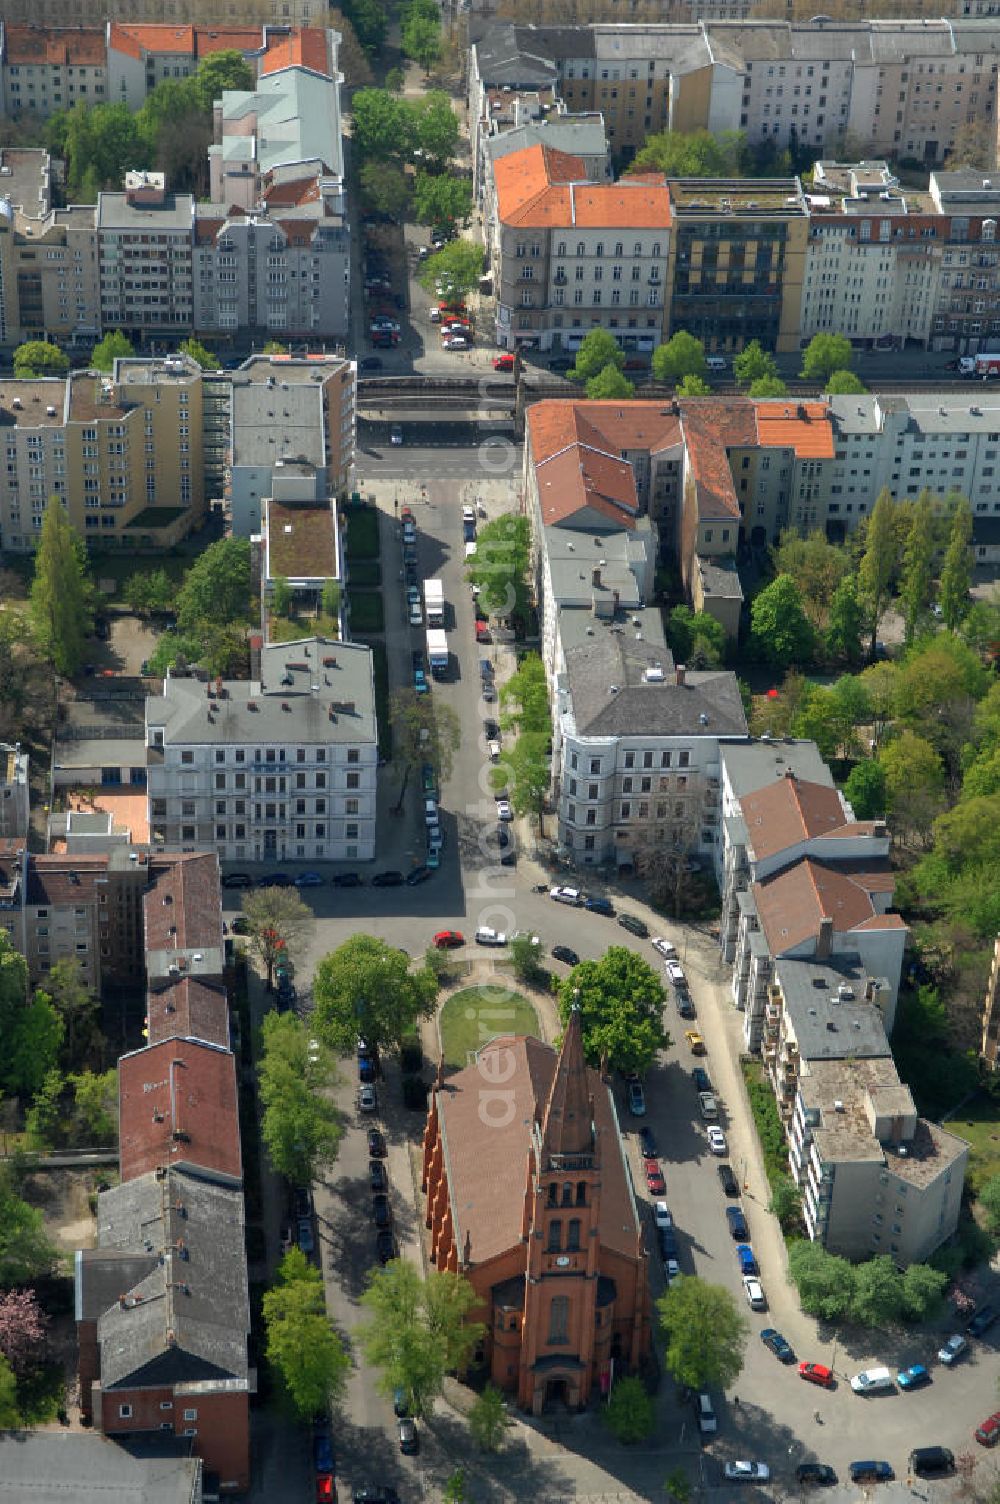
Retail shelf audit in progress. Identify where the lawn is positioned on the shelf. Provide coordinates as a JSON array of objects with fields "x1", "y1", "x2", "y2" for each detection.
[
  {"x1": 439, "y1": 985, "x2": 540, "y2": 1071},
  {"x1": 269, "y1": 611, "x2": 340, "y2": 644},
  {"x1": 345, "y1": 507, "x2": 381, "y2": 561},
  {"x1": 347, "y1": 590, "x2": 384, "y2": 633},
  {"x1": 945, "y1": 1093, "x2": 1000, "y2": 1193}
]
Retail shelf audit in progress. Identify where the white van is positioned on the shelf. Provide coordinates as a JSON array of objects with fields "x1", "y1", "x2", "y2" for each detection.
[
  {"x1": 850, "y1": 1366, "x2": 894, "y2": 1394},
  {"x1": 705, "y1": 355, "x2": 727, "y2": 372}
]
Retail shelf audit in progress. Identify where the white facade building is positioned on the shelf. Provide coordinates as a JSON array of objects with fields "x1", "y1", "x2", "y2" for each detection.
[{"x1": 145, "y1": 637, "x2": 376, "y2": 865}]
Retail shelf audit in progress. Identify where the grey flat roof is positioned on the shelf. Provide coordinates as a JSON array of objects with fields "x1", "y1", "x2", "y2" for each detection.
[
  {"x1": 149, "y1": 637, "x2": 376, "y2": 747},
  {"x1": 53, "y1": 738, "x2": 146, "y2": 770},
  {"x1": 486, "y1": 117, "x2": 608, "y2": 167},
  {"x1": 0, "y1": 1430, "x2": 200, "y2": 1504},
  {"x1": 96, "y1": 192, "x2": 194, "y2": 232},
  {"x1": 774, "y1": 956, "x2": 892, "y2": 1062},
  {"x1": 721, "y1": 739, "x2": 833, "y2": 799},
  {"x1": 231, "y1": 378, "x2": 327, "y2": 468}
]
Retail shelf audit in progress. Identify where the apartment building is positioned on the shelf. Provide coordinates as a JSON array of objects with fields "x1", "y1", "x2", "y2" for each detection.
[
  {"x1": 928, "y1": 169, "x2": 1000, "y2": 352},
  {"x1": 489, "y1": 142, "x2": 670, "y2": 352},
  {"x1": 0, "y1": 354, "x2": 204, "y2": 552},
  {"x1": 0, "y1": 23, "x2": 107, "y2": 117},
  {"x1": 106, "y1": 21, "x2": 265, "y2": 110},
  {"x1": 145, "y1": 637, "x2": 377, "y2": 865},
  {"x1": 0, "y1": 148, "x2": 100, "y2": 350},
  {"x1": 766, "y1": 954, "x2": 968, "y2": 1263},
  {"x1": 478, "y1": 108, "x2": 609, "y2": 205},
  {"x1": 228, "y1": 353, "x2": 355, "y2": 537},
  {"x1": 665, "y1": 178, "x2": 808, "y2": 353},
  {"x1": 97, "y1": 173, "x2": 194, "y2": 345}
]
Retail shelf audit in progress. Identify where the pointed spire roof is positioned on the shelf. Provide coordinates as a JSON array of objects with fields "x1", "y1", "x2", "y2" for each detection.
[{"x1": 540, "y1": 1005, "x2": 593, "y2": 1161}]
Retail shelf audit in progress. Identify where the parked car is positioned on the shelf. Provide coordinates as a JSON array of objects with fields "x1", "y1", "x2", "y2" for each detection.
[
  {"x1": 551, "y1": 944, "x2": 580, "y2": 966},
  {"x1": 969, "y1": 1304, "x2": 998, "y2": 1337},
  {"x1": 493, "y1": 353, "x2": 515, "y2": 371},
  {"x1": 375, "y1": 1230, "x2": 396, "y2": 1265},
  {"x1": 909, "y1": 1447, "x2": 954, "y2": 1478},
  {"x1": 707, "y1": 1125, "x2": 727, "y2": 1155},
  {"x1": 295, "y1": 870, "x2": 325, "y2": 887},
  {"x1": 433, "y1": 930, "x2": 464, "y2": 948},
  {"x1": 685, "y1": 1030, "x2": 706, "y2": 1055},
  {"x1": 938, "y1": 1333, "x2": 968, "y2": 1365},
  {"x1": 476, "y1": 621, "x2": 491, "y2": 644},
  {"x1": 717, "y1": 1163, "x2": 739, "y2": 1196},
  {"x1": 585, "y1": 896, "x2": 615, "y2": 916},
  {"x1": 692, "y1": 1067, "x2": 711, "y2": 1092},
  {"x1": 314, "y1": 1427, "x2": 335, "y2": 1476},
  {"x1": 848, "y1": 1462, "x2": 893, "y2": 1484},
  {"x1": 743, "y1": 1275, "x2": 766, "y2": 1310},
  {"x1": 443, "y1": 335, "x2": 472, "y2": 350},
  {"x1": 665, "y1": 960, "x2": 686, "y2": 988},
  {"x1": 617, "y1": 912, "x2": 648, "y2": 937},
  {"x1": 405, "y1": 865, "x2": 432, "y2": 886},
  {"x1": 359, "y1": 1084, "x2": 378, "y2": 1113},
  {"x1": 799, "y1": 1362, "x2": 834, "y2": 1388},
  {"x1": 475, "y1": 926, "x2": 507, "y2": 947},
  {"x1": 639, "y1": 1127, "x2": 657, "y2": 1158},
  {"x1": 424, "y1": 798, "x2": 439, "y2": 826},
  {"x1": 359, "y1": 356, "x2": 383, "y2": 374},
  {"x1": 651, "y1": 936, "x2": 677, "y2": 960},
  {"x1": 368, "y1": 1128, "x2": 386, "y2": 1158},
  {"x1": 975, "y1": 1410, "x2": 1000, "y2": 1446},
  {"x1": 724, "y1": 1462, "x2": 770, "y2": 1483},
  {"x1": 372, "y1": 1194, "x2": 392, "y2": 1229},
  {"x1": 627, "y1": 1081, "x2": 646, "y2": 1116},
  {"x1": 736, "y1": 1244, "x2": 757, "y2": 1275},
  {"x1": 761, "y1": 1328, "x2": 795, "y2": 1363},
  {"x1": 698, "y1": 1091, "x2": 718, "y2": 1118},
  {"x1": 645, "y1": 1162, "x2": 665, "y2": 1194},
  {"x1": 550, "y1": 886, "x2": 583, "y2": 906},
  {"x1": 371, "y1": 870, "x2": 404, "y2": 887},
  {"x1": 397, "y1": 1418, "x2": 419, "y2": 1455},
  {"x1": 297, "y1": 1217, "x2": 315, "y2": 1255},
  {"x1": 850, "y1": 1367, "x2": 894, "y2": 1394},
  {"x1": 263, "y1": 872, "x2": 293, "y2": 887},
  {"x1": 795, "y1": 1464, "x2": 837, "y2": 1487},
  {"x1": 495, "y1": 798, "x2": 513, "y2": 821},
  {"x1": 897, "y1": 1363, "x2": 931, "y2": 1391},
  {"x1": 694, "y1": 1392, "x2": 717, "y2": 1435},
  {"x1": 725, "y1": 1206, "x2": 748, "y2": 1240},
  {"x1": 331, "y1": 872, "x2": 363, "y2": 888},
  {"x1": 222, "y1": 872, "x2": 254, "y2": 888},
  {"x1": 413, "y1": 664, "x2": 428, "y2": 693},
  {"x1": 675, "y1": 991, "x2": 695, "y2": 1019}
]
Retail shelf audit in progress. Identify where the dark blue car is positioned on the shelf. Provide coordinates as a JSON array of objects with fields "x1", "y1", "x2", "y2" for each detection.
[
  {"x1": 585, "y1": 896, "x2": 615, "y2": 916},
  {"x1": 313, "y1": 1426, "x2": 334, "y2": 1475},
  {"x1": 736, "y1": 1243, "x2": 757, "y2": 1275}
]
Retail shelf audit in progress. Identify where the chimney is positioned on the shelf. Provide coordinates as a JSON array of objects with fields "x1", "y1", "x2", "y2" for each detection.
[
  {"x1": 675, "y1": 664, "x2": 686, "y2": 686},
  {"x1": 592, "y1": 566, "x2": 601, "y2": 587},
  {"x1": 816, "y1": 916, "x2": 834, "y2": 959}
]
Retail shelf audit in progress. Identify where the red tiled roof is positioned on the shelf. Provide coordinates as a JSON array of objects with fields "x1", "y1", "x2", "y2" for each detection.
[
  {"x1": 5, "y1": 25, "x2": 106, "y2": 66},
  {"x1": 754, "y1": 858, "x2": 898, "y2": 955},
  {"x1": 537, "y1": 443, "x2": 638, "y2": 528},
  {"x1": 741, "y1": 776, "x2": 851, "y2": 863},
  {"x1": 260, "y1": 28, "x2": 330, "y2": 77},
  {"x1": 754, "y1": 400, "x2": 835, "y2": 459},
  {"x1": 494, "y1": 143, "x2": 670, "y2": 230},
  {"x1": 528, "y1": 400, "x2": 682, "y2": 527},
  {"x1": 118, "y1": 1038, "x2": 241, "y2": 1185},
  {"x1": 144, "y1": 853, "x2": 222, "y2": 955},
  {"x1": 146, "y1": 977, "x2": 230, "y2": 1049},
  {"x1": 194, "y1": 26, "x2": 263, "y2": 58},
  {"x1": 108, "y1": 23, "x2": 194, "y2": 59},
  {"x1": 26, "y1": 855, "x2": 108, "y2": 907},
  {"x1": 681, "y1": 399, "x2": 755, "y2": 522}
]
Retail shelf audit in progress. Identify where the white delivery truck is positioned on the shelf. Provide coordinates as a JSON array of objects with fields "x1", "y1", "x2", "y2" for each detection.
[
  {"x1": 426, "y1": 628, "x2": 449, "y2": 677},
  {"x1": 423, "y1": 578, "x2": 445, "y2": 627}
]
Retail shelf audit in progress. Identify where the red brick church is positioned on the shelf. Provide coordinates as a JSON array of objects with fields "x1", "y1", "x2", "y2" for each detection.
[{"x1": 421, "y1": 1007, "x2": 650, "y2": 1414}]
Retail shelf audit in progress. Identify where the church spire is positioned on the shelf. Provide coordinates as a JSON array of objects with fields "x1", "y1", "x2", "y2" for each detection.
[{"x1": 540, "y1": 1004, "x2": 593, "y2": 1161}]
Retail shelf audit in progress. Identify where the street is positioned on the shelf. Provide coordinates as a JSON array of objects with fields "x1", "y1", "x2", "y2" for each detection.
[{"x1": 232, "y1": 440, "x2": 1000, "y2": 1503}]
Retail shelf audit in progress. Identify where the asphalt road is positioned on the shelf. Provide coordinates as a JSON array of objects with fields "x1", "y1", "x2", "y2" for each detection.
[{"x1": 226, "y1": 459, "x2": 1000, "y2": 1502}]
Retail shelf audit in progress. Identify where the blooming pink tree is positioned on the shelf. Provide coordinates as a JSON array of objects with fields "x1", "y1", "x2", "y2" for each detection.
[{"x1": 0, "y1": 1288, "x2": 47, "y2": 1376}]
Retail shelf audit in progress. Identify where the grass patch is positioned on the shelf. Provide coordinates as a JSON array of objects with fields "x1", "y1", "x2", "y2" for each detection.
[
  {"x1": 944, "y1": 1092, "x2": 1000, "y2": 1195},
  {"x1": 740, "y1": 1057, "x2": 790, "y2": 1188},
  {"x1": 349, "y1": 559, "x2": 382, "y2": 588},
  {"x1": 440, "y1": 985, "x2": 539, "y2": 1071},
  {"x1": 345, "y1": 507, "x2": 380, "y2": 561},
  {"x1": 85, "y1": 552, "x2": 191, "y2": 590},
  {"x1": 269, "y1": 611, "x2": 340, "y2": 644},
  {"x1": 347, "y1": 590, "x2": 384, "y2": 634}
]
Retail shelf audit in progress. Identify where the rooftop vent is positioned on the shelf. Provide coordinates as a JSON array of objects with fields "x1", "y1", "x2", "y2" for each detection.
[
  {"x1": 834, "y1": 1099, "x2": 845, "y2": 1112},
  {"x1": 46, "y1": 406, "x2": 57, "y2": 417},
  {"x1": 837, "y1": 984, "x2": 855, "y2": 1001},
  {"x1": 644, "y1": 666, "x2": 665, "y2": 683}
]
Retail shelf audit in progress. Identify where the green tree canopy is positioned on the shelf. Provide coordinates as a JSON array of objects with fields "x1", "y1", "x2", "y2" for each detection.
[
  {"x1": 29, "y1": 500, "x2": 92, "y2": 676},
  {"x1": 771, "y1": 528, "x2": 851, "y2": 620},
  {"x1": 389, "y1": 689, "x2": 461, "y2": 783},
  {"x1": 843, "y1": 758, "x2": 887, "y2": 819},
  {"x1": 0, "y1": 1167, "x2": 59, "y2": 1286},
  {"x1": 468, "y1": 1384, "x2": 508, "y2": 1452},
  {"x1": 13, "y1": 340, "x2": 69, "y2": 379},
  {"x1": 800, "y1": 333, "x2": 854, "y2": 383},
  {"x1": 939, "y1": 496, "x2": 973, "y2": 630},
  {"x1": 792, "y1": 677, "x2": 871, "y2": 762},
  {"x1": 787, "y1": 1239, "x2": 855, "y2": 1321},
  {"x1": 352, "y1": 89, "x2": 412, "y2": 159},
  {"x1": 176, "y1": 537, "x2": 253, "y2": 631},
  {"x1": 748, "y1": 375, "x2": 789, "y2": 398},
  {"x1": 242, "y1": 884, "x2": 315, "y2": 989},
  {"x1": 657, "y1": 1276, "x2": 748, "y2": 1392},
  {"x1": 178, "y1": 338, "x2": 216, "y2": 370},
  {"x1": 733, "y1": 339, "x2": 778, "y2": 388},
  {"x1": 360, "y1": 160, "x2": 411, "y2": 220},
  {"x1": 499, "y1": 652, "x2": 549, "y2": 734},
  {"x1": 652, "y1": 331, "x2": 707, "y2": 385},
  {"x1": 90, "y1": 330, "x2": 134, "y2": 373},
  {"x1": 900, "y1": 492, "x2": 935, "y2": 643},
  {"x1": 258, "y1": 1012, "x2": 342, "y2": 1185},
  {"x1": 402, "y1": 12, "x2": 442, "y2": 71},
  {"x1": 858, "y1": 489, "x2": 899, "y2": 657},
  {"x1": 850, "y1": 1254, "x2": 905, "y2": 1327},
  {"x1": 263, "y1": 1248, "x2": 350, "y2": 1417},
  {"x1": 629, "y1": 128, "x2": 745, "y2": 177},
  {"x1": 750, "y1": 574, "x2": 814, "y2": 668},
  {"x1": 124, "y1": 567, "x2": 174, "y2": 617},
  {"x1": 676, "y1": 373, "x2": 711, "y2": 396},
  {"x1": 879, "y1": 729, "x2": 944, "y2": 815},
  {"x1": 825, "y1": 369, "x2": 868, "y2": 395},
  {"x1": 412, "y1": 93, "x2": 460, "y2": 166},
  {"x1": 39, "y1": 957, "x2": 102, "y2": 1074},
  {"x1": 466, "y1": 513, "x2": 531, "y2": 621},
  {"x1": 418, "y1": 239, "x2": 484, "y2": 299},
  {"x1": 313, "y1": 933, "x2": 439, "y2": 1057},
  {"x1": 270, "y1": 576, "x2": 293, "y2": 618},
  {"x1": 665, "y1": 605, "x2": 726, "y2": 668},
  {"x1": 557, "y1": 947, "x2": 666, "y2": 1074},
  {"x1": 571, "y1": 329, "x2": 626, "y2": 381},
  {"x1": 501, "y1": 730, "x2": 550, "y2": 818},
  {"x1": 189, "y1": 49, "x2": 254, "y2": 112},
  {"x1": 413, "y1": 171, "x2": 471, "y2": 229},
  {"x1": 825, "y1": 571, "x2": 865, "y2": 665},
  {"x1": 900, "y1": 1261, "x2": 947, "y2": 1321},
  {"x1": 70, "y1": 1068, "x2": 118, "y2": 1142},
  {"x1": 360, "y1": 1261, "x2": 482, "y2": 1417},
  {"x1": 586, "y1": 364, "x2": 635, "y2": 400},
  {"x1": 603, "y1": 1375, "x2": 654, "y2": 1443}
]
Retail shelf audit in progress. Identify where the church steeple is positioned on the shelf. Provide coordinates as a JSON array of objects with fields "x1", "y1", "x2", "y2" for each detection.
[{"x1": 540, "y1": 1004, "x2": 594, "y2": 1163}]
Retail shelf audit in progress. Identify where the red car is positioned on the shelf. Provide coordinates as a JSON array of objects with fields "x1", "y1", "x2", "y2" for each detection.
[
  {"x1": 493, "y1": 354, "x2": 515, "y2": 371},
  {"x1": 432, "y1": 930, "x2": 464, "y2": 949},
  {"x1": 475, "y1": 621, "x2": 491, "y2": 643},
  {"x1": 975, "y1": 1411, "x2": 1000, "y2": 1446},
  {"x1": 315, "y1": 1475, "x2": 336, "y2": 1503},
  {"x1": 798, "y1": 1362, "x2": 834, "y2": 1388},
  {"x1": 645, "y1": 1163, "x2": 666, "y2": 1195}
]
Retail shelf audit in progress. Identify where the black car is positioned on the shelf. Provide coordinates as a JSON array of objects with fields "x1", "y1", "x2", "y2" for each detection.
[
  {"x1": 848, "y1": 1462, "x2": 893, "y2": 1484},
  {"x1": 676, "y1": 993, "x2": 695, "y2": 1019},
  {"x1": 405, "y1": 864, "x2": 432, "y2": 886},
  {"x1": 551, "y1": 945, "x2": 579, "y2": 966},
  {"x1": 717, "y1": 1163, "x2": 739, "y2": 1197},
  {"x1": 331, "y1": 872, "x2": 363, "y2": 888},
  {"x1": 368, "y1": 1128, "x2": 386, "y2": 1158},
  {"x1": 969, "y1": 1304, "x2": 998, "y2": 1337},
  {"x1": 375, "y1": 1230, "x2": 396, "y2": 1264},
  {"x1": 372, "y1": 870, "x2": 404, "y2": 887},
  {"x1": 585, "y1": 896, "x2": 615, "y2": 917},
  {"x1": 692, "y1": 1067, "x2": 711, "y2": 1093},
  {"x1": 909, "y1": 1448, "x2": 954, "y2": 1477},
  {"x1": 369, "y1": 1160, "x2": 387, "y2": 1192},
  {"x1": 263, "y1": 872, "x2": 293, "y2": 887},
  {"x1": 495, "y1": 824, "x2": 509, "y2": 848},
  {"x1": 761, "y1": 1328, "x2": 796, "y2": 1364},
  {"x1": 659, "y1": 1225, "x2": 678, "y2": 1259},
  {"x1": 499, "y1": 849, "x2": 516, "y2": 867},
  {"x1": 359, "y1": 357, "x2": 383, "y2": 373},
  {"x1": 726, "y1": 1206, "x2": 748, "y2": 1240},
  {"x1": 222, "y1": 872, "x2": 254, "y2": 888},
  {"x1": 639, "y1": 1126, "x2": 657, "y2": 1158},
  {"x1": 483, "y1": 719, "x2": 500, "y2": 740},
  {"x1": 411, "y1": 650, "x2": 424, "y2": 671},
  {"x1": 354, "y1": 1490, "x2": 399, "y2": 1504},
  {"x1": 294, "y1": 1186, "x2": 313, "y2": 1219},
  {"x1": 617, "y1": 912, "x2": 649, "y2": 938},
  {"x1": 372, "y1": 1194, "x2": 392, "y2": 1229},
  {"x1": 795, "y1": 1464, "x2": 836, "y2": 1487}
]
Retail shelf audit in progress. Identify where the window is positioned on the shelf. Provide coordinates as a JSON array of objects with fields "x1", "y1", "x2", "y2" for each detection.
[
  {"x1": 180, "y1": 751, "x2": 193, "y2": 765},
  {"x1": 548, "y1": 1296, "x2": 569, "y2": 1344},
  {"x1": 567, "y1": 1219, "x2": 581, "y2": 1251},
  {"x1": 119, "y1": 1404, "x2": 133, "y2": 1419},
  {"x1": 547, "y1": 1220, "x2": 561, "y2": 1251}
]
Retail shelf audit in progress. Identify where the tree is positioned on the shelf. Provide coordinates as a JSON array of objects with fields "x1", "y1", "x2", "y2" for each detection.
[
  {"x1": 603, "y1": 1375, "x2": 654, "y2": 1443},
  {"x1": 70, "y1": 1068, "x2": 117, "y2": 1142},
  {"x1": 0, "y1": 1288, "x2": 47, "y2": 1378},
  {"x1": 733, "y1": 339, "x2": 778, "y2": 388},
  {"x1": 263, "y1": 1248, "x2": 350, "y2": 1417},
  {"x1": 360, "y1": 161, "x2": 411, "y2": 220},
  {"x1": 939, "y1": 496, "x2": 973, "y2": 631},
  {"x1": 652, "y1": 331, "x2": 707, "y2": 386},
  {"x1": 90, "y1": 330, "x2": 134, "y2": 372},
  {"x1": 29, "y1": 500, "x2": 92, "y2": 675},
  {"x1": 176, "y1": 537, "x2": 253, "y2": 632},
  {"x1": 851, "y1": 1254, "x2": 905, "y2": 1327},
  {"x1": 385, "y1": 66, "x2": 405, "y2": 93},
  {"x1": 389, "y1": 689, "x2": 461, "y2": 784},
  {"x1": 467, "y1": 513, "x2": 531, "y2": 622},
  {"x1": 351, "y1": 90, "x2": 412, "y2": 160},
  {"x1": 787, "y1": 1239, "x2": 855, "y2": 1321},
  {"x1": 800, "y1": 333, "x2": 854, "y2": 383},
  {"x1": 879, "y1": 730, "x2": 945, "y2": 838},
  {"x1": 190, "y1": 49, "x2": 255, "y2": 112},
  {"x1": 258, "y1": 1012, "x2": 342, "y2": 1185},
  {"x1": 768, "y1": 1173, "x2": 802, "y2": 1233},
  {"x1": 750, "y1": 574, "x2": 814, "y2": 668},
  {"x1": 24, "y1": 1067, "x2": 64, "y2": 1150},
  {"x1": 772, "y1": 528, "x2": 851, "y2": 620},
  {"x1": 413, "y1": 171, "x2": 471, "y2": 229},
  {"x1": 792, "y1": 676, "x2": 871, "y2": 762},
  {"x1": 509, "y1": 931, "x2": 545, "y2": 986},
  {"x1": 418, "y1": 239, "x2": 484, "y2": 299},
  {"x1": 844, "y1": 759, "x2": 887, "y2": 819},
  {"x1": 978, "y1": 1175, "x2": 1000, "y2": 1235},
  {"x1": 271, "y1": 576, "x2": 293, "y2": 618},
  {"x1": 665, "y1": 606, "x2": 727, "y2": 668},
  {"x1": 557, "y1": 947, "x2": 666, "y2": 1075},
  {"x1": 503, "y1": 731, "x2": 551, "y2": 819},
  {"x1": 900, "y1": 1262, "x2": 947, "y2": 1322},
  {"x1": 412, "y1": 93, "x2": 461, "y2": 167},
  {"x1": 0, "y1": 1168, "x2": 59, "y2": 1286},
  {"x1": 629, "y1": 127, "x2": 744, "y2": 178},
  {"x1": 468, "y1": 1384, "x2": 508, "y2": 1451},
  {"x1": 13, "y1": 340, "x2": 70, "y2": 378},
  {"x1": 676, "y1": 373, "x2": 711, "y2": 396},
  {"x1": 7, "y1": 995, "x2": 63, "y2": 1100},
  {"x1": 321, "y1": 580, "x2": 342, "y2": 619},
  {"x1": 748, "y1": 375, "x2": 789, "y2": 398},
  {"x1": 178, "y1": 337, "x2": 216, "y2": 370},
  {"x1": 900, "y1": 492, "x2": 936, "y2": 643},
  {"x1": 359, "y1": 1261, "x2": 482, "y2": 1417},
  {"x1": 0, "y1": 1356, "x2": 19, "y2": 1429},
  {"x1": 825, "y1": 572, "x2": 865, "y2": 665},
  {"x1": 498, "y1": 652, "x2": 549, "y2": 734},
  {"x1": 825, "y1": 370, "x2": 868, "y2": 395},
  {"x1": 39, "y1": 958, "x2": 102, "y2": 1074},
  {"x1": 657, "y1": 1276, "x2": 748, "y2": 1392},
  {"x1": 571, "y1": 329, "x2": 625, "y2": 382},
  {"x1": 124, "y1": 567, "x2": 174, "y2": 617},
  {"x1": 586, "y1": 364, "x2": 635, "y2": 399},
  {"x1": 664, "y1": 1467, "x2": 693, "y2": 1503},
  {"x1": 242, "y1": 885, "x2": 315, "y2": 990},
  {"x1": 858, "y1": 489, "x2": 898, "y2": 657},
  {"x1": 402, "y1": 13, "x2": 442, "y2": 72},
  {"x1": 313, "y1": 934, "x2": 438, "y2": 1058}
]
